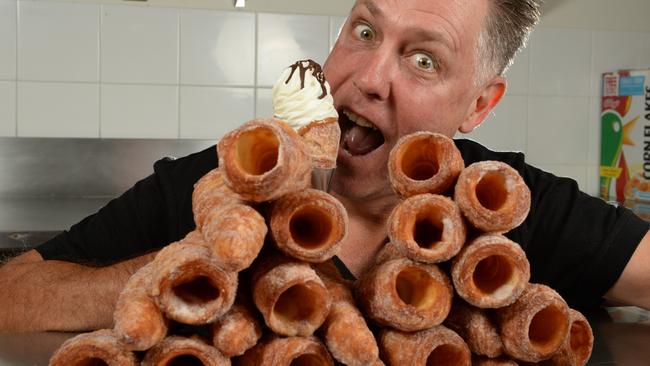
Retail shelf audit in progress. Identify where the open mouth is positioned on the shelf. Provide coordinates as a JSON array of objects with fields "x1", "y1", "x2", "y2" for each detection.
[{"x1": 339, "y1": 110, "x2": 386, "y2": 156}]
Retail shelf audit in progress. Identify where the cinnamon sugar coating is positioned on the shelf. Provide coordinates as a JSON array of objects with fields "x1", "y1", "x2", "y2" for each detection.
[
  {"x1": 114, "y1": 263, "x2": 167, "y2": 351},
  {"x1": 142, "y1": 336, "x2": 230, "y2": 366},
  {"x1": 298, "y1": 117, "x2": 340, "y2": 169},
  {"x1": 388, "y1": 132, "x2": 464, "y2": 198},
  {"x1": 50, "y1": 329, "x2": 138, "y2": 366},
  {"x1": 211, "y1": 301, "x2": 263, "y2": 357},
  {"x1": 380, "y1": 325, "x2": 471, "y2": 366},
  {"x1": 270, "y1": 188, "x2": 348, "y2": 263},
  {"x1": 451, "y1": 234, "x2": 530, "y2": 308},
  {"x1": 496, "y1": 284, "x2": 570, "y2": 363},
  {"x1": 236, "y1": 335, "x2": 334, "y2": 366},
  {"x1": 192, "y1": 168, "x2": 243, "y2": 230},
  {"x1": 454, "y1": 161, "x2": 531, "y2": 233},
  {"x1": 539, "y1": 309, "x2": 593, "y2": 366},
  {"x1": 388, "y1": 193, "x2": 466, "y2": 263},
  {"x1": 444, "y1": 300, "x2": 504, "y2": 357},
  {"x1": 356, "y1": 257, "x2": 453, "y2": 331},
  {"x1": 217, "y1": 118, "x2": 311, "y2": 202},
  {"x1": 472, "y1": 355, "x2": 519, "y2": 365}
]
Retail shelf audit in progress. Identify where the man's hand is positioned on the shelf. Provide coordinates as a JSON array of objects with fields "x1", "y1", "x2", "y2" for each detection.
[
  {"x1": 605, "y1": 230, "x2": 650, "y2": 310},
  {"x1": 0, "y1": 249, "x2": 155, "y2": 332}
]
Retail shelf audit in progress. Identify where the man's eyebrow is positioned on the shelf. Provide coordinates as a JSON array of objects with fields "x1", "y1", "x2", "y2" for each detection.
[
  {"x1": 412, "y1": 27, "x2": 456, "y2": 52},
  {"x1": 359, "y1": 0, "x2": 384, "y2": 18}
]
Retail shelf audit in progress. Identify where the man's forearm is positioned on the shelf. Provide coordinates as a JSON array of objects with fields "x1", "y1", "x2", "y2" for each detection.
[{"x1": 0, "y1": 250, "x2": 156, "y2": 332}]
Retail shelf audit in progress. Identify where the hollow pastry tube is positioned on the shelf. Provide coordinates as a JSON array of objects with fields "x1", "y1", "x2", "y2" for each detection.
[
  {"x1": 388, "y1": 193, "x2": 466, "y2": 263},
  {"x1": 472, "y1": 356, "x2": 519, "y2": 366},
  {"x1": 50, "y1": 329, "x2": 138, "y2": 366},
  {"x1": 454, "y1": 161, "x2": 531, "y2": 233},
  {"x1": 496, "y1": 284, "x2": 570, "y2": 363},
  {"x1": 192, "y1": 168, "x2": 244, "y2": 230},
  {"x1": 319, "y1": 275, "x2": 381, "y2": 366},
  {"x1": 299, "y1": 118, "x2": 340, "y2": 169},
  {"x1": 270, "y1": 188, "x2": 348, "y2": 262},
  {"x1": 388, "y1": 131, "x2": 464, "y2": 198},
  {"x1": 444, "y1": 300, "x2": 504, "y2": 357},
  {"x1": 210, "y1": 298, "x2": 263, "y2": 357},
  {"x1": 237, "y1": 335, "x2": 334, "y2": 366},
  {"x1": 201, "y1": 203, "x2": 267, "y2": 272},
  {"x1": 251, "y1": 255, "x2": 331, "y2": 336},
  {"x1": 113, "y1": 263, "x2": 167, "y2": 351},
  {"x1": 451, "y1": 234, "x2": 530, "y2": 308},
  {"x1": 356, "y1": 257, "x2": 453, "y2": 332},
  {"x1": 217, "y1": 118, "x2": 312, "y2": 202},
  {"x1": 539, "y1": 309, "x2": 593, "y2": 366},
  {"x1": 380, "y1": 325, "x2": 471, "y2": 366},
  {"x1": 142, "y1": 336, "x2": 230, "y2": 366},
  {"x1": 149, "y1": 241, "x2": 237, "y2": 325}
]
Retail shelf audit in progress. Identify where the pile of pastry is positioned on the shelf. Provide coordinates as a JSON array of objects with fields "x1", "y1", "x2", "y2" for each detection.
[{"x1": 50, "y1": 60, "x2": 594, "y2": 366}]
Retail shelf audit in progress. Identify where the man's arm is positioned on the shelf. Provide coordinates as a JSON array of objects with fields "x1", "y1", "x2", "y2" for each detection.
[
  {"x1": 605, "y1": 230, "x2": 650, "y2": 310},
  {"x1": 0, "y1": 249, "x2": 155, "y2": 332}
]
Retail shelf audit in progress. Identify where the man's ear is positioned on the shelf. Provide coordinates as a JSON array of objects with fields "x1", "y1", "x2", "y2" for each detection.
[{"x1": 458, "y1": 76, "x2": 507, "y2": 133}]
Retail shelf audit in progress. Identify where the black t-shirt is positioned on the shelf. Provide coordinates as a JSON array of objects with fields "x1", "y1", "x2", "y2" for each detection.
[{"x1": 35, "y1": 139, "x2": 648, "y2": 309}]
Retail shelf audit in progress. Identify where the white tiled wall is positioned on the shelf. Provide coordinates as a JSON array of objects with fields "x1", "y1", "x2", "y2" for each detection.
[{"x1": 1, "y1": 1, "x2": 650, "y2": 197}]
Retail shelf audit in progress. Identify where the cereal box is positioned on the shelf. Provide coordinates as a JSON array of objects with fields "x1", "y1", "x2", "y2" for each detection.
[{"x1": 600, "y1": 69, "x2": 650, "y2": 202}]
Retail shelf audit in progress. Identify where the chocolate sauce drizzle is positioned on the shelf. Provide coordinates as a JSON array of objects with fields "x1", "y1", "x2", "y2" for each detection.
[{"x1": 285, "y1": 59, "x2": 328, "y2": 99}]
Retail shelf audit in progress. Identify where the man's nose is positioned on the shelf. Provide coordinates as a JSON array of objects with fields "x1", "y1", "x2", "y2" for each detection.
[{"x1": 353, "y1": 49, "x2": 393, "y2": 101}]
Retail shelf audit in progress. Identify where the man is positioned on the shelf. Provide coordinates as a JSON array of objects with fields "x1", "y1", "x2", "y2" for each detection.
[{"x1": 1, "y1": 0, "x2": 649, "y2": 332}]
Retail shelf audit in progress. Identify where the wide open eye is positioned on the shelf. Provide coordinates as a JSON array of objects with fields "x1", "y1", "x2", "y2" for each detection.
[
  {"x1": 354, "y1": 23, "x2": 375, "y2": 41},
  {"x1": 411, "y1": 53, "x2": 437, "y2": 71}
]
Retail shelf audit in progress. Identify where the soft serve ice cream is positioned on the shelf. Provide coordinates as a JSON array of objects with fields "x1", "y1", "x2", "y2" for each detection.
[{"x1": 272, "y1": 59, "x2": 338, "y2": 132}]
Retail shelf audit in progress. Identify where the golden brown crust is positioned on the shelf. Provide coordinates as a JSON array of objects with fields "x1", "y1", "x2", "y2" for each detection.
[
  {"x1": 444, "y1": 300, "x2": 504, "y2": 357},
  {"x1": 539, "y1": 309, "x2": 593, "y2": 366},
  {"x1": 149, "y1": 241, "x2": 237, "y2": 325},
  {"x1": 113, "y1": 263, "x2": 168, "y2": 351},
  {"x1": 201, "y1": 203, "x2": 267, "y2": 272},
  {"x1": 192, "y1": 168, "x2": 244, "y2": 230},
  {"x1": 251, "y1": 257, "x2": 331, "y2": 336},
  {"x1": 50, "y1": 329, "x2": 138, "y2": 366},
  {"x1": 270, "y1": 188, "x2": 348, "y2": 263},
  {"x1": 356, "y1": 257, "x2": 453, "y2": 332},
  {"x1": 472, "y1": 355, "x2": 519, "y2": 366},
  {"x1": 211, "y1": 302, "x2": 263, "y2": 357},
  {"x1": 141, "y1": 336, "x2": 230, "y2": 366},
  {"x1": 320, "y1": 276, "x2": 380, "y2": 366},
  {"x1": 454, "y1": 161, "x2": 531, "y2": 233},
  {"x1": 298, "y1": 117, "x2": 340, "y2": 169},
  {"x1": 496, "y1": 284, "x2": 570, "y2": 363},
  {"x1": 388, "y1": 193, "x2": 466, "y2": 263},
  {"x1": 217, "y1": 118, "x2": 311, "y2": 202},
  {"x1": 379, "y1": 325, "x2": 471, "y2": 366},
  {"x1": 388, "y1": 132, "x2": 464, "y2": 198},
  {"x1": 451, "y1": 234, "x2": 530, "y2": 308},
  {"x1": 237, "y1": 335, "x2": 334, "y2": 366}
]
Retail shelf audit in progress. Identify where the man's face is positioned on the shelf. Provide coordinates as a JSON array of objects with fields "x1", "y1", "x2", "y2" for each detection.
[{"x1": 324, "y1": 0, "x2": 494, "y2": 199}]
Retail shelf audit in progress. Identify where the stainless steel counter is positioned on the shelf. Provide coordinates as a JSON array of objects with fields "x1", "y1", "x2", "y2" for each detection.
[{"x1": 0, "y1": 307, "x2": 647, "y2": 365}]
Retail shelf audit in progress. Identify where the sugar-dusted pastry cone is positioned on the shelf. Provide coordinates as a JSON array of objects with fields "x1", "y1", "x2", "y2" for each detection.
[
  {"x1": 539, "y1": 309, "x2": 593, "y2": 366},
  {"x1": 374, "y1": 241, "x2": 404, "y2": 264},
  {"x1": 210, "y1": 298, "x2": 263, "y2": 357},
  {"x1": 388, "y1": 193, "x2": 466, "y2": 263},
  {"x1": 114, "y1": 263, "x2": 167, "y2": 351},
  {"x1": 472, "y1": 355, "x2": 519, "y2": 366},
  {"x1": 454, "y1": 161, "x2": 531, "y2": 233},
  {"x1": 251, "y1": 255, "x2": 331, "y2": 336},
  {"x1": 451, "y1": 234, "x2": 530, "y2": 308},
  {"x1": 299, "y1": 117, "x2": 340, "y2": 169},
  {"x1": 270, "y1": 188, "x2": 348, "y2": 262},
  {"x1": 236, "y1": 335, "x2": 334, "y2": 366},
  {"x1": 202, "y1": 203, "x2": 267, "y2": 272},
  {"x1": 50, "y1": 329, "x2": 138, "y2": 366},
  {"x1": 142, "y1": 336, "x2": 230, "y2": 366},
  {"x1": 192, "y1": 168, "x2": 244, "y2": 230},
  {"x1": 444, "y1": 300, "x2": 504, "y2": 357},
  {"x1": 388, "y1": 132, "x2": 464, "y2": 198},
  {"x1": 149, "y1": 241, "x2": 237, "y2": 325},
  {"x1": 320, "y1": 275, "x2": 381, "y2": 366},
  {"x1": 496, "y1": 284, "x2": 570, "y2": 363},
  {"x1": 380, "y1": 325, "x2": 471, "y2": 366},
  {"x1": 356, "y1": 257, "x2": 453, "y2": 331},
  {"x1": 217, "y1": 118, "x2": 311, "y2": 202}
]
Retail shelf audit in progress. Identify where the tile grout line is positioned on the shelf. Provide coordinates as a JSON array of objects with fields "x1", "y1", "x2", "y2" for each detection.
[
  {"x1": 253, "y1": 12, "x2": 258, "y2": 119},
  {"x1": 14, "y1": 0, "x2": 18, "y2": 136},
  {"x1": 98, "y1": 4, "x2": 102, "y2": 138},
  {"x1": 177, "y1": 9, "x2": 181, "y2": 138}
]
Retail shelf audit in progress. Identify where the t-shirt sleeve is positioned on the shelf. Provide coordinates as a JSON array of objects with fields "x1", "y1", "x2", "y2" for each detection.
[
  {"x1": 35, "y1": 146, "x2": 218, "y2": 265},
  {"x1": 510, "y1": 164, "x2": 649, "y2": 309}
]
